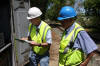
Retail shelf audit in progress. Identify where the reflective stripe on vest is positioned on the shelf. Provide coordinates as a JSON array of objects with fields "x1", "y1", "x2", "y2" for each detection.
[
  {"x1": 59, "y1": 23, "x2": 84, "y2": 66},
  {"x1": 28, "y1": 21, "x2": 51, "y2": 55}
]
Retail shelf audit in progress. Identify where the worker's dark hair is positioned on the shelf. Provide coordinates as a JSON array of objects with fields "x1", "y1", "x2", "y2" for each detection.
[{"x1": 72, "y1": 16, "x2": 77, "y2": 20}]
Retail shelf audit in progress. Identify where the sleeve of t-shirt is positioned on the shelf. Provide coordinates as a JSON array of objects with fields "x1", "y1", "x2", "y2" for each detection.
[
  {"x1": 73, "y1": 31, "x2": 98, "y2": 55},
  {"x1": 46, "y1": 29, "x2": 52, "y2": 44}
]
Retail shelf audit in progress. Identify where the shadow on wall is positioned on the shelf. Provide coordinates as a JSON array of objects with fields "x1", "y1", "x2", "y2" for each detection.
[{"x1": 0, "y1": 0, "x2": 11, "y2": 44}]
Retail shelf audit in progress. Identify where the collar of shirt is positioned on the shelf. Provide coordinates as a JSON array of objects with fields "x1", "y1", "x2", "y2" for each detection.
[
  {"x1": 37, "y1": 21, "x2": 42, "y2": 29},
  {"x1": 64, "y1": 22, "x2": 76, "y2": 37}
]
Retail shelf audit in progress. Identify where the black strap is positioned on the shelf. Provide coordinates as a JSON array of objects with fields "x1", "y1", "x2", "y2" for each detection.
[{"x1": 28, "y1": 24, "x2": 33, "y2": 41}]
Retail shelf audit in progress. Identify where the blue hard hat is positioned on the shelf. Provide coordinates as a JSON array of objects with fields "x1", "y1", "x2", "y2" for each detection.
[{"x1": 57, "y1": 6, "x2": 77, "y2": 20}]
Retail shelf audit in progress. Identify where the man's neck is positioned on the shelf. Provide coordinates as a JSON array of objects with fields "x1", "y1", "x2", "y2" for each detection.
[{"x1": 36, "y1": 21, "x2": 41, "y2": 28}]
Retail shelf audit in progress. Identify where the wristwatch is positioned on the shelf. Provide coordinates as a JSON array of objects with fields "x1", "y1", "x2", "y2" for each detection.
[{"x1": 39, "y1": 43, "x2": 41, "y2": 47}]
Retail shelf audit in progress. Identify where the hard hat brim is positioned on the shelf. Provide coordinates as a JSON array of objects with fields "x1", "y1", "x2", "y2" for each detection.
[
  {"x1": 27, "y1": 16, "x2": 33, "y2": 20},
  {"x1": 27, "y1": 16, "x2": 38, "y2": 20},
  {"x1": 57, "y1": 17, "x2": 70, "y2": 21},
  {"x1": 57, "y1": 16, "x2": 76, "y2": 21},
  {"x1": 57, "y1": 17, "x2": 64, "y2": 20},
  {"x1": 27, "y1": 13, "x2": 42, "y2": 20}
]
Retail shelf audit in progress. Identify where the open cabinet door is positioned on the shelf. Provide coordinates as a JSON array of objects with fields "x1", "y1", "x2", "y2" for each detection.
[{"x1": 11, "y1": 0, "x2": 30, "y2": 66}]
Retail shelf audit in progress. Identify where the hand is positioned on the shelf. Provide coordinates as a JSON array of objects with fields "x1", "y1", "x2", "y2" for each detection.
[
  {"x1": 29, "y1": 41, "x2": 37, "y2": 45},
  {"x1": 20, "y1": 37, "x2": 28, "y2": 40}
]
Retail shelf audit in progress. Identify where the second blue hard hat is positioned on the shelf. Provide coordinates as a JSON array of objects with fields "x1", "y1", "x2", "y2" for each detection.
[{"x1": 57, "y1": 6, "x2": 77, "y2": 20}]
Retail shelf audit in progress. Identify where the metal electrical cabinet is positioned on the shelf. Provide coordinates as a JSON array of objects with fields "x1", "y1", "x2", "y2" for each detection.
[
  {"x1": 11, "y1": 0, "x2": 30, "y2": 66},
  {"x1": 0, "y1": 0, "x2": 30, "y2": 66}
]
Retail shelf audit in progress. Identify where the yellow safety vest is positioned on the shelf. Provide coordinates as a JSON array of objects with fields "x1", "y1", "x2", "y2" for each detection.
[
  {"x1": 59, "y1": 23, "x2": 84, "y2": 66},
  {"x1": 28, "y1": 21, "x2": 51, "y2": 55}
]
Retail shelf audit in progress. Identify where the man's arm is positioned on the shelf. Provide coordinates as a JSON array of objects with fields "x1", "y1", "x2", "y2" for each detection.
[
  {"x1": 28, "y1": 41, "x2": 51, "y2": 47},
  {"x1": 80, "y1": 50, "x2": 96, "y2": 66},
  {"x1": 20, "y1": 37, "x2": 50, "y2": 46},
  {"x1": 74, "y1": 31, "x2": 98, "y2": 66},
  {"x1": 28, "y1": 29, "x2": 52, "y2": 47}
]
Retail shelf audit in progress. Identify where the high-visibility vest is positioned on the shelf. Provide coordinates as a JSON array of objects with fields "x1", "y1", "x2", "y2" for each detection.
[
  {"x1": 59, "y1": 23, "x2": 84, "y2": 66},
  {"x1": 28, "y1": 21, "x2": 51, "y2": 55}
]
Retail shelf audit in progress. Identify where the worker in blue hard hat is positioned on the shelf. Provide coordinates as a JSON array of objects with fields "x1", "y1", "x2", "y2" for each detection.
[{"x1": 57, "y1": 6, "x2": 98, "y2": 66}]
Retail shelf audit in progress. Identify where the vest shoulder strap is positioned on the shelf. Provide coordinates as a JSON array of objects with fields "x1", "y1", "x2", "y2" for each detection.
[
  {"x1": 69, "y1": 23, "x2": 84, "y2": 48},
  {"x1": 40, "y1": 21, "x2": 51, "y2": 42},
  {"x1": 73, "y1": 23, "x2": 84, "y2": 41}
]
